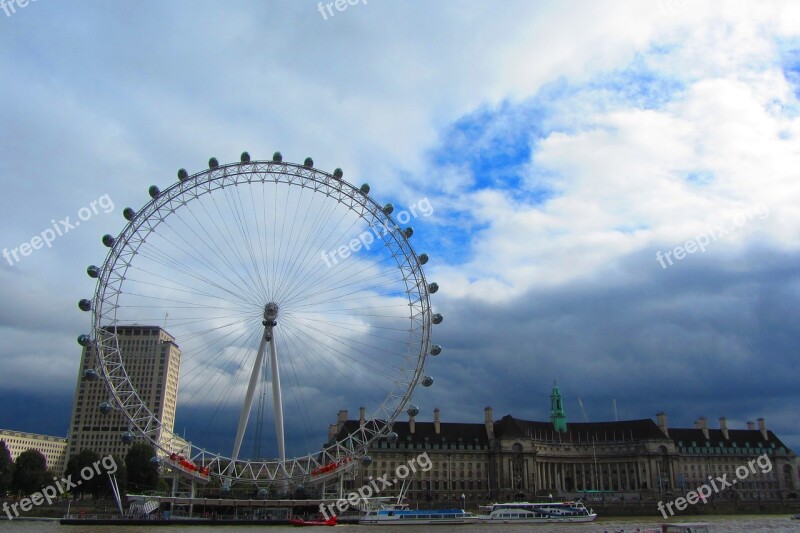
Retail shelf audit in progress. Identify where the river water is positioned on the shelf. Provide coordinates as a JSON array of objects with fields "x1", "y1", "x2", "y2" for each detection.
[{"x1": 2, "y1": 515, "x2": 799, "y2": 532}]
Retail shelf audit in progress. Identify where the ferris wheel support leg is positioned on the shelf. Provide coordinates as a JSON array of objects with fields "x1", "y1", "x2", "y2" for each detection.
[
  {"x1": 268, "y1": 333, "x2": 287, "y2": 480},
  {"x1": 230, "y1": 332, "x2": 269, "y2": 468}
]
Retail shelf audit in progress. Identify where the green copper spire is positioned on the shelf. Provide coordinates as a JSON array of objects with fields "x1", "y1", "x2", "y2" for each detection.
[{"x1": 550, "y1": 380, "x2": 567, "y2": 432}]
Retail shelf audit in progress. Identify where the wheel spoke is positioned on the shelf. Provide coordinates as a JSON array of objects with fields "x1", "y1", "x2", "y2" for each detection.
[{"x1": 88, "y1": 158, "x2": 434, "y2": 485}]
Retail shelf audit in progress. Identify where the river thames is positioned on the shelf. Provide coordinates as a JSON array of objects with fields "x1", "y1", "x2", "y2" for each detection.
[{"x1": 2, "y1": 515, "x2": 799, "y2": 532}]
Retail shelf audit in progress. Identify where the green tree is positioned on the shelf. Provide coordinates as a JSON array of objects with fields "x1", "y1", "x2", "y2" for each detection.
[
  {"x1": 65, "y1": 449, "x2": 103, "y2": 498},
  {"x1": 0, "y1": 440, "x2": 14, "y2": 496},
  {"x1": 125, "y1": 442, "x2": 159, "y2": 492},
  {"x1": 12, "y1": 449, "x2": 49, "y2": 494}
]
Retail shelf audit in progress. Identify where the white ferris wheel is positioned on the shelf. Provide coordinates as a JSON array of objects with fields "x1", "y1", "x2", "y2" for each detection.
[{"x1": 77, "y1": 152, "x2": 442, "y2": 489}]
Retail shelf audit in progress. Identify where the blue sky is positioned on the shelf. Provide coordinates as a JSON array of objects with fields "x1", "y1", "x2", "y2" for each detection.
[{"x1": 1, "y1": 1, "x2": 799, "y2": 459}]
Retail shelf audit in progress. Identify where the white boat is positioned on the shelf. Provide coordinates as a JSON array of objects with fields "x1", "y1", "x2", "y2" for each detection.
[
  {"x1": 479, "y1": 501, "x2": 597, "y2": 523},
  {"x1": 359, "y1": 506, "x2": 480, "y2": 525}
]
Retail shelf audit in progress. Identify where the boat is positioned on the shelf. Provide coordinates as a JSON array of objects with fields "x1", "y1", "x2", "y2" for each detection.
[
  {"x1": 359, "y1": 505, "x2": 480, "y2": 525},
  {"x1": 479, "y1": 501, "x2": 597, "y2": 523},
  {"x1": 289, "y1": 515, "x2": 337, "y2": 527}
]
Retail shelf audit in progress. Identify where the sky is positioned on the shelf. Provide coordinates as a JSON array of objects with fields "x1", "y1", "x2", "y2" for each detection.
[{"x1": 1, "y1": 0, "x2": 799, "y2": 460}]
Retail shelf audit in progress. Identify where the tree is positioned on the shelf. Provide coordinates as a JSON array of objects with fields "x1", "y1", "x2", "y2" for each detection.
[
  {"x1": 12, "y1": 449, "x2": 49, "y2": 494},
  {"x1": 65, "y1": 449, "x2": 104, "y2": 498},
  {"x1": 0, "y1": 440, "x2": 14, "y2": 496},
  {"x1": 125, "y1": 442, "x2": 159, "y2": 492}
]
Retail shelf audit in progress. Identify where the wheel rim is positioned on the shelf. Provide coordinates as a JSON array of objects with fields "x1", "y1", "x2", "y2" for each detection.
[{"x1": 84, "y1": 156, "x2": 437, "y2": 485}]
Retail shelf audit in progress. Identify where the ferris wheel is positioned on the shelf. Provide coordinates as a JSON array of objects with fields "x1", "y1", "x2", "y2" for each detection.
[{"x1": 77, "y1": 152, "x2": 442, "y2": 487}]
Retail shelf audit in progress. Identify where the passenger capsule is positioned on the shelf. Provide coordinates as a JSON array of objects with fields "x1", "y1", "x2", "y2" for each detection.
[
  {"x1": 120, "y1": 431, "x2": 134, "y2": 444},
  {"x1": 428, "y1": 282, "x2": 439, "y2": 293},
  {"x1": 303, "y1": 157, "x2": 314, "y2": 168},
  {"x1": 403, "y1": 227, "x2": 413, "y2": 238},
  {"x1": 123, "y1": 207, "x2": 135, "y2": 221},
  {"x1": 407, "y1": 405, "x2": 419, "y2": 417},
  {"x1": 240, "y1": 151, "x2": 251, "y2": 163},
  {"x1": 221, "y1": 485, "x2": 232, "y2": 496},
  {"x1": 209, "y1": 157, "x2": 219, "y2": 169},
  {"x1": 257, "y1": 488, "x2": 268, "y2": 499},
  {"x1": 83, "y1": 368, "x2": 98, "y2": 381},
  {"x1": 383, "y1": 203, "x2": 394, "y2": 215},
  {"x1": 86, "y1": 265, "x2": 100, "y2": 278},
  {"x1": 102, "y1": 234, "x2": 115, "y2": 248},
  {"x1": 387, "y1": 432, "x2": 399, "y2": 443},
  {"x1": 148, "y1": 185, "x2": 160, "y2": 199},
  {"x1": 78, "y1": 299, "x2": 92, "y2": 311},
  {"x1": 99, "y1": 402, "x2": 113, "y2": 415},
  {"x1": 422, "y1": 376, "x2": 434, "y2": 387},
  {"x1": 430, "y1": 344, "x2": 442, "y2": 356},
  {"x1": 418, "y1": 253, "x2": 429, "y2": 265},
  {"x1": 360, "y1": 183, "x2": 370, "y2": 195},
  {"x1": 177, "y1": 168, "x2": 189, "y2": 181},
  {"x1": 360, "y1": 455, "x2": 373, "y2": 466},
  {"x1": 333, "y1": 168, "x2": 343, "y2": 179},
  {"x1": 272, "y1": 152, "x2": 283, "y2": 162},
  {"x1": 150, "y1": 456, "x2": 161, "y2": 465},
  {"x1": 77, "y1": 334, "x2": 91, "y2": 347},
  {"x1": 432, "y1": 313, "x2": 443, "y2": 324}
]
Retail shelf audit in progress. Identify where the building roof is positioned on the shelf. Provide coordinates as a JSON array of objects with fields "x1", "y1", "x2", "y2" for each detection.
[
  {"x1": 668, "y1": 427, "x2": 789, "y2": 450},
  {"x1": 332, "y1": 415, "x2": 793, "y2": 452},
  {"x1": 334, "y1": 419, "x2": 490, "y2": 446},
  {"x1": 494, "y1": 415, "x2": 667, "y2": 443}
]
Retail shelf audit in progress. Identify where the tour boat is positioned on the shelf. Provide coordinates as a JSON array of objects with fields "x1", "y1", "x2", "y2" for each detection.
[
  {"x1": 479, "y1": 500, "x2": 597, "y2": 523},
  {"x1": 359, "y1": 507, "x2": 480, "y2": 525}
]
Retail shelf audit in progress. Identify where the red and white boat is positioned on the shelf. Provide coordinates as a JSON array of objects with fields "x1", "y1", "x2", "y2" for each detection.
[{"x1": 289, "y1": 515, "x2": 337, "y2": 527}]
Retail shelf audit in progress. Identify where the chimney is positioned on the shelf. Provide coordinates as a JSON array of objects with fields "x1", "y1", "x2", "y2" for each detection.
[
  {"x1": 409, "y1": 412, "x2": 415, "y2": 434},
  {"x1": 328, "y1": 423, "x2": 339, "y2": 442},
  {"x1": 758, "y1": 418, "x2": 768, "y2": 441},
  {"x1": 747, "y1": 421, "x2": 755, "y2": 430},
  {"x1": 719, "y1": 417, "x2": 729, "y2": 440},
  {"x1": 656, "y1": 412, "x2": 669, "y2": 437},
  {"x1": 434, "y1": 407, "x2": 441, "y2": 435},
  {"x1": 337, "y1": 409, "x2": 348, "y2": 424},
  {"x1": 484, "y1": 406, "x2": 494, "y2": 440},
  {"x1": 359, "y1": 406, "x2": 366, "y2": 427},
  {"x1": 698, "y1": 417, "x2": 709, "y2": 440}
]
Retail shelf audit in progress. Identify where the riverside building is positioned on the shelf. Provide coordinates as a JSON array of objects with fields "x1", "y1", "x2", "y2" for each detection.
[
  {"x1": 329, "y1": 384, "x2": 799, "y2": 506},
  {"x1": 66, "y1": 326, "x2": 187, "y2": 466},
  {"x1": 0, "y1": 429, "x2": 67, "y2": 474}
]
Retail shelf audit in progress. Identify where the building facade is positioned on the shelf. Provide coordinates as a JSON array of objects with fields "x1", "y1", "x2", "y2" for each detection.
[
  {"x1": 66, "y1": 326, "x2": 183, "y2": 465},
  {"x1": 331, "y1": 385, "x2": 799, "y2": 506},
  {"x1": 0, "y1": 429, "x2": 68, "y2": 475}
]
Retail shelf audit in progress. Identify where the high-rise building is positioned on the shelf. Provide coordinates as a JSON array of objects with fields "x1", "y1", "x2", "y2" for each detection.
[
  {"x1": 66, "y1": 326, "x2": 183, "y2": 465},
  {"x1": 0, "y1": 429, "x2": 68, "y2": 474}
]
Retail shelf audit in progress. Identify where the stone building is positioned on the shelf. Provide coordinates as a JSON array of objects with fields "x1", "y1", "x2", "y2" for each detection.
[
  {"x1": 0, "y1": 429, "x2": 68, "y2": 475},
  {"x1": 329, "y1": 384, "x2": 799, "y2": 506}
]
